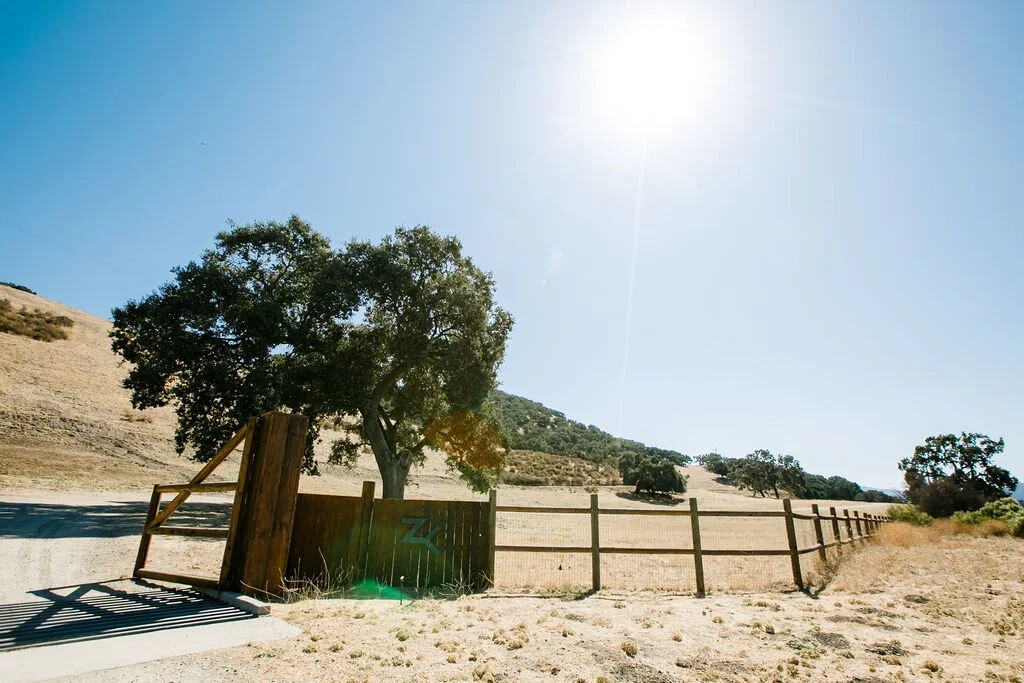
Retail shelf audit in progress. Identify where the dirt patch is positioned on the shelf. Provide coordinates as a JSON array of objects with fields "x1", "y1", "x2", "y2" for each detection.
[
  {"x1": 865, "y1": 639, "x2": 908, "y2": 656},
  {"x1": 813, "y1": 631, "x2": 851, "y2": 649}
]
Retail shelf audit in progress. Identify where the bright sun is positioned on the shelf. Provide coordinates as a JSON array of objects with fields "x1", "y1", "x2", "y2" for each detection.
[{"x1": 590, "y1": 12, "x2": 717, "y2": 138}]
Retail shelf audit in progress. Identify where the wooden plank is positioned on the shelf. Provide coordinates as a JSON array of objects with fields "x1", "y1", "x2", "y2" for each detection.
[
  {"x1": 590, "y1": 494, "x2": 601, "y2": 592},
  {"x1": 470, "y1": 499, "x2": 487, "y2": 590},
  {"x1": 456, "y1": 499, "x2": 468, "y2": 585},
  {"x1": 601, "y1": 547, "x2": 695, "y2": 555},
  {"x1": 355, "y1": 481, "x2": 375, "y2": 581},
  {"x1": 232, "y1": 412, "x2": 307, "y2": 598},
  {"x1": 155, "y1": 482, "x2": 238, "y2": 494},
  {"x1": 703, "y1": 549, "x2": 793, "y2": 557},
  {"x1": 495, "y1": 506, "x2": 589, "y2": 514},
  {"x1": 494, "y1": 545, "x2": 593, "y2": 553},
  {"x1": 853, "y1": 511, "x2": 863, "y2": 538},
  {"x1": 133, "y1": 485, "x2": 162, "y2": 575},
  {"x1": 689, "y1": 498, "x2": 705, "y2": 597},
  {"x1": 220, "y1": 416, "x2": 257, "y2": 587},
  {"x1": 149, "y1": 423, "x2": 249, "y2": 529},
  {"x1": 783, "y1": 499, "x2": 803, "y2": 590},
  {"x1": 811, "y1": 504, "x2": 827, "y2": 563},
  {"x1": 136, "y1": 569, "x2": 221, "y2": 591},
  {"x1": 486, "y1": 490, "x2": 497, "y2": 589},
  {"x1": 597, "y1": 508, "x2": 692, "y2": 516},
  {"x1": 150, "y1": 526, "x2": 229, "y2": 538},
  {"x1": 844, "y1": 509, "x2": 854, "y2": 542},
  {"x1": 701, "y1": 510, "x2": 789, "y2": 517}
]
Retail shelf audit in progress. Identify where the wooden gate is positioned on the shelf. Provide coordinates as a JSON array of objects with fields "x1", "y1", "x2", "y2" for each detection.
[
  {"x1": 287, "y1": 482, "x2": 494, "y2": 592},
  {"x1": 134, "y1": 412, "x2": 307, "y2": 599}
]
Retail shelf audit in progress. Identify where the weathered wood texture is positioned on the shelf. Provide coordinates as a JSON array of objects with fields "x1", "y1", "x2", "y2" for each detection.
[
  {"x1": 287, "y1": 489, "x2": 493, "y2": 592},
  {"x1": 226, "y1": 412, "x2": 307, "y2": 598}
]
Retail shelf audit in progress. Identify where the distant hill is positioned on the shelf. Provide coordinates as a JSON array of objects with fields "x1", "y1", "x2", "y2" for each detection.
[
  {"x1": 489, "y1": 390, "x2": 688, "y2": 467},
  {"x1": 1014, "y1": 483, "x2": 1024, "y2": 502}
]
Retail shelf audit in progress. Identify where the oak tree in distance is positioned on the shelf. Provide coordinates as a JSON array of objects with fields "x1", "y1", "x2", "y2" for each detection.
[{"x1": 899, "y1": 432, "x2": 1018, "y2": 517}]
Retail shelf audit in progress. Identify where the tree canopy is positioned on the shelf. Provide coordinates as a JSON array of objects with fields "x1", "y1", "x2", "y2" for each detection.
[
  {"x1": 729, "y1": 450, "x2": 805, "y2": 498},
  {"x1": 899, "y1": 432, "x2": 1018, "y2": 517},
  {"x1": 111, "y1": 218, "x2": 513, "y2": 498},
  {"x1": 489, "y1": 390, "x2": 689, "y2": 466},
  {"x1": 619, "y1": 451, "x2": 686, "y2": 496},
  {"x1": 328, "y1": 226, "x2": 513, "y2": 498}
]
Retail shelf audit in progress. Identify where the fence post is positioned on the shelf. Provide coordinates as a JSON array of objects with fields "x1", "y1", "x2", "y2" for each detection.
[
  {"x1": 487, "y1": 489, "x2": 497, "y2": 588},
  {"x1": 853, "y1": 511, "x2": 863, "y2": 539},
  {"x1": 829, "y1": 506, "x2": 841, "y2": 550},
  {"x1": 782, "y1": 499, "x2": 804, "y2": 590},
  {"x1": 228, "y1": 411, "x2": 307, "y2": 598},
  {"x1": 354, "y1": 480, "x2": 375, "y2": 581},
  {"x1": 811, "y1": 503, "x2": 827, "y2": 563},
  {"x1": 689, "y1": 498, "x2": 705, "y2": 597},
  {"x1": 843, "y1": 509, "x2": 854, "y2": 542},
  {"x1": 590, "y1": 493, "x2": 601, "y2": 592}
]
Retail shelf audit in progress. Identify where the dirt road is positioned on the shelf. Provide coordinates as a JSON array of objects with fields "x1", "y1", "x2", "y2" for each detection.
[{"x1": 0, "y1": 492, "x2": 232, "y2": 603}]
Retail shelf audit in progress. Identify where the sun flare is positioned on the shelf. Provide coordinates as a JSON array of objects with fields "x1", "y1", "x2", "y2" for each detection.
[{"x1": 590, "y1": 12, "x2": 718, "y2": 138}]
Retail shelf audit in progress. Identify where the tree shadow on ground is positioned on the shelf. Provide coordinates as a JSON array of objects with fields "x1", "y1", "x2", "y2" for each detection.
[
  {"x1": 612, "y1": 491, "x2": 685, "y2": 507},
  {"x1": 0, "y1": 500, "x2": 233, "y2": 539}
]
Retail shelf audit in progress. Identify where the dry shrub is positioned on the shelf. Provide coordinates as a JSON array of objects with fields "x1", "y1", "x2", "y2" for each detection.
[
  {"x1": 502, "y1": 450, "x2": 621, "y2": 487},
  {"x1": 874, "y1": 519, "x2": 1011, "y2": 548},
  {"x1": 0, "y1": 298, "x2": 74, "y2": 342},
  {"x1": 933, "y1": 518, "x2": 1010, "y2": 537}
]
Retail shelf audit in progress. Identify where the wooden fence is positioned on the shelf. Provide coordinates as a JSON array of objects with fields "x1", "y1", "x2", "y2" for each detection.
[
  {"x1": 493, "y1": 495, "x2": 891, "y2": 594},
  {"x1": 287, "y1": 482, "x2": 492, "y2": 592}
]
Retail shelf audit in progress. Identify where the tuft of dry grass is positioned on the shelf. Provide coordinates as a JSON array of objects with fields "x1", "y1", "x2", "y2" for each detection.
[{"x1": 0, "y1": 298, "x2": 75, "y2": 342}]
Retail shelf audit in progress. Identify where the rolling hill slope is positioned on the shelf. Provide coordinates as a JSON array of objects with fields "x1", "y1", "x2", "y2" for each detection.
[{"x1": 0, "y1": 285, "x2": 687, "y2": 492}]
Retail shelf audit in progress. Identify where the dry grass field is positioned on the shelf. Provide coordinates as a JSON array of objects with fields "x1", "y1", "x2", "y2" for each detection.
[
  {"x1": 2, "y1": 285, "x2": 1023, "y2": 681},
  {"x1": 59, "y1": 524, "x2": 1024, "y2": 683}
]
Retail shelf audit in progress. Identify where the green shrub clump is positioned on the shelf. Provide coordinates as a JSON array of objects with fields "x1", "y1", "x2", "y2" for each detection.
[
  {"x1": 0, "y1": 299, "x2": 74, "y2": 342},
  {"x1": 888, "y1": 505, "x2": 934, "y2": 526},
  {"x1": 953, "y1": 497, "x2": 1024, "y2": 537}
]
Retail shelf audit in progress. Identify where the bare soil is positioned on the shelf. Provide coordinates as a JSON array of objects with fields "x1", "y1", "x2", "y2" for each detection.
[{"x1": 52, "y1": 529, "x2": 1024, "y2": 682}]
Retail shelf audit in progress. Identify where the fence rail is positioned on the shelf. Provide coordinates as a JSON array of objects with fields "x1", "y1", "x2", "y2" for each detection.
[{"x1": 492, "y1": 494, "x2": 890, "y2": 594}]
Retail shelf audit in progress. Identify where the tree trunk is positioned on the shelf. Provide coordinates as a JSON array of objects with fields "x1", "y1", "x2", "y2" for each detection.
[
  {"x1": 361, "y1": 402, "x2": 411, "y2": 499},
  {"x1": 379, "y1": 458, "x2": 409, "y2": 499}
]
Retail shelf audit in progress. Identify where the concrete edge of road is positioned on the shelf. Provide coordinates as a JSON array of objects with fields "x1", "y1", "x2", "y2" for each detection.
[{"x1": 195, "y1": 587, "x2": 272, "y2": 616}]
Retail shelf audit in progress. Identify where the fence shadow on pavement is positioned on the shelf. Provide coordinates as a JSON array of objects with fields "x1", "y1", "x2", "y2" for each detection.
[{"x1": 0, "y1": 580, "x2": 253, "y2": 652}]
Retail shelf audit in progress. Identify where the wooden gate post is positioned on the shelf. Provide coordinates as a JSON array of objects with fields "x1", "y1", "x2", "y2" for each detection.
[
  {"x1": 590, "y1": 493, "x2": 601, "y2": 592},
  {"x1": 689, "y1": 498, "x2": 705, "y2": 597},
  {"x1": 225, "y1": 411, "x2": 307, "y2": 598},
  {"x1": 811, "y1": 504, "x2": 827, "y2": 563},
  {"x1": 782, "y1": 499, "x2": 803, "y2": 590}
]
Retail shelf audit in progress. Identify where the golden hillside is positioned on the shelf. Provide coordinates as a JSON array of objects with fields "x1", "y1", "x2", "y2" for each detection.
[{"x1": 0, "y1": 284, "x2": 193, "y2": 490}]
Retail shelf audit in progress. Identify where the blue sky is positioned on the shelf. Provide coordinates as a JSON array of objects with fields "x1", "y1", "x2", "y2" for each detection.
[{"x1": 2, "y1": 1, "x2": 1022, "y2": 488}]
